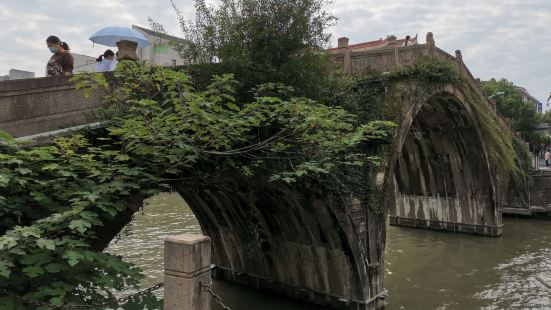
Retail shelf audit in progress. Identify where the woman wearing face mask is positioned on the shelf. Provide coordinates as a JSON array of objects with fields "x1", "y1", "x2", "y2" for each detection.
[
  {"x1": 95, "y1": 49, "x2": 115, "y2": 72},
  {"x1": 46, "y1": 35, "x2": 74, "y2": 76}
]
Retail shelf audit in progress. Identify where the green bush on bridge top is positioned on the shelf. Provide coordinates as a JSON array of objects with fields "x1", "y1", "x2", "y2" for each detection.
[{"x1": 0, "y1": 61, "x2": 395, "y2": 309}]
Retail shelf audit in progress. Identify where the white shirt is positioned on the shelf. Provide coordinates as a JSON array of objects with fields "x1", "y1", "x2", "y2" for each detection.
[
  {"x1": 109, "y1": 59, "x2": 118, "y2": 71},
  {"x1": 96, "y1": 60, "x2": 112, "y2": 72}
]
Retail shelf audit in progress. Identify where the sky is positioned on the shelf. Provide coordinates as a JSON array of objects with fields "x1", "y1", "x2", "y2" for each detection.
[{"x1": 1, "y1": 0, "x2": 550, "y2": 106}]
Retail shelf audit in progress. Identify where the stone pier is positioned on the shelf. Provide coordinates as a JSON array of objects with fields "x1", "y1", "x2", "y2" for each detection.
[{"x1": 164, "y1": 234, "x2": 212, "y2": 310}]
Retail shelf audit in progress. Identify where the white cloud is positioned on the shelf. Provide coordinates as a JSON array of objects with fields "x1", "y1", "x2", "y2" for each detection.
[
  {"x1": 326, "y1": 0, "x2": 551, "y2": 105},
  {"x1": 0, "y1": 0, "x2": 549, "y2": 106}
]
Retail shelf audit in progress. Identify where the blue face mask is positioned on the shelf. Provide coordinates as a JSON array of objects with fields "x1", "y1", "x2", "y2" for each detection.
[{"x1": 49, "y1": 47, "x2": 57, "y2": 54}]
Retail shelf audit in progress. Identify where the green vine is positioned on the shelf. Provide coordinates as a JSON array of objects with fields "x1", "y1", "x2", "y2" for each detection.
[
  {"x1": 0, "y1": 61, "x2": 394, "y2": 308},
  {"x1": 0, "y1": 57, "x2": 530, "y2": 308},
  {"x1": 342, "y1": 57, "x2": 530, "y2": 214}
]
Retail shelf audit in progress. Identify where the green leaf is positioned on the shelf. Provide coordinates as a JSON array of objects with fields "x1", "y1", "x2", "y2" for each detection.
[
  {"x1": 22, "y1": 266, "x2": 44, "y2": 278},
  {"x1": 20, "y1": 227, "x2": 41, "y2": 238},
  {"x1": 20, "y1": 253, "x2": 52, "y2": 266},
  {"x1": 0, "y1": 236, "x2": 17, "y2": 250},
  {"x1": 0, "y1": 174, "x2": 10, "y2": 187},
  {"x1": 42, "y1": 163, "x2": 60, "y2": 171},
  {"x1": 63, "y1": 251, "x2": 84, "y2": 267},
  {"x1": 0, "y1": 130, "x2": 14, "y2": 142},
  {"x1": 44, "y1": 263, "x2": 63, "y2": 273},
  {"x1": 0, "y1": 259, "x2": 14, "y2": 278},
  {"x1": 36, "y1": 238, "x2": 56, "y2": 250},
  {"x1": 15, "y1": 168, "x2": 32, "y2": 175},
  {"x1": 49, "y1": 297, "x2": 63, "y2": 306},
  {"x1": 69, "y1": 219, "x2": 92, "y2": 234}
]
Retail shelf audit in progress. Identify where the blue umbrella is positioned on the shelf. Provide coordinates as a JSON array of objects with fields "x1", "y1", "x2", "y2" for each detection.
[{"x1": 89, "y1": 27, "x2": 151, "y2": 48}]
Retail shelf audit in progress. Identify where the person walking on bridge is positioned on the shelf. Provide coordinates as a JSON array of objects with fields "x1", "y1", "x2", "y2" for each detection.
[
  {"x1": 46, "y1": 35, "x2": 74, "y2": 76},
  {"x1": 95, "y1": 49, "x2": 115, "y2": 72},
  {"x1": 545, "y1": 149, "x2": 550, "y2": 168}
]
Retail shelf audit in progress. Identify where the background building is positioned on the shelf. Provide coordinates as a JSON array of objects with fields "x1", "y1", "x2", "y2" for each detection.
[
  {"x1": 132, "y1": 25, "x2": 186, "y2": 67},
  {"x1": 517, "y1": 86, "x2": 543, "y2": 113},
  {"x1": 72, "y1": 25, "x2": 187, "y2": 73},
  {"x1": 0, "y1": 69, "x2": 35, "y2": 81},
  {"x1": 73, "y1": 53, "x2": 98, "y2": 74}
]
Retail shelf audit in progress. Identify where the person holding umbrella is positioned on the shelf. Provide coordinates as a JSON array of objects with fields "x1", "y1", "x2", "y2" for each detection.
[
  {"x1": 46, "y1": 35, "x2": 74, "y2": 76},
  {"x1": 109, "y1": 51, "x2": 119, "y2": 71},
  {"x1": 89, "y1": 26, "x2": 150, "y2": 61},
  {"x1": 95, "y1": 49, "x2": 115, "y2": 72}
]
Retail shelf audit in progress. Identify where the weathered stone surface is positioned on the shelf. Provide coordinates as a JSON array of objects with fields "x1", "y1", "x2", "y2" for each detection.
[
  {"x1": 173, "y1": 176, "x2": 384, "y2": 310},
  {"x1": 529, "y1": 175, "x2": 551, "y2": 207},
  {"x1": 3, "y1": 32, "x2": 529, "y2": 309},
  {"x1": 0, "y1": 75, "x2": 103, "y2": 137},
  {"x1": 164, "y1": 234, "x2": 212, "y2": 310},
  {"x1": 116, "y1": 40, "x2": 139, "y2": 61},
  {"x1": 389, "y1": 89, "x2": 501, "y2": 236},
  {"x1": 333, "y1": 34, "x2": 512, "y2": 237}
]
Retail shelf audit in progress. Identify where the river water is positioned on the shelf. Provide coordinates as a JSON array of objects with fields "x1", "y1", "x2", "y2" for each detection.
[{"x1": 106, "y1": 193, "x2": 551, "y2": 309}]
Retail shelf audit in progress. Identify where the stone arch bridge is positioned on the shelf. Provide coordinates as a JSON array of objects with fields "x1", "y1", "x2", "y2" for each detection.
[{"x1": 0, "y1": 33, "x2": 527, "y2": 309}]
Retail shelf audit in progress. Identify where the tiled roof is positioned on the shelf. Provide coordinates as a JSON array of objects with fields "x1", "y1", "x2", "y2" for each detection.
[
  {"x1": 347, "y1": 38, "x2": 407, "y2": 50},
  {"x1": 330, "y1": 36, "x2": 414, "y2": 53}
]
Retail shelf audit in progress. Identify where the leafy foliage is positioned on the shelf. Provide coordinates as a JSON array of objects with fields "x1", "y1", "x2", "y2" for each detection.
[
  {"x1": 0, "y1": 135, "x2": 158, "y2": 309},
  {"x1": 346, "y1": 57, "x2": 531, "y2": 209},
  {"x1": 150, "y1": 0, "x2": 338, "y2": 100},
  {"x1": 0, "y1": 61, "x2": 394, "y2": 308},
  {"x1": 481, "y1": 78, "x2": 539, "y2": 137}
]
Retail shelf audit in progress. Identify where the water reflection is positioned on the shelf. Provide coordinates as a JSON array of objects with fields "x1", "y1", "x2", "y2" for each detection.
[
  {"x1": 106, "y1": 193, "x2": 551, "y2": 309},
  {"x1": 385, "y1": 218, "x2": 551, "y2": 309}
]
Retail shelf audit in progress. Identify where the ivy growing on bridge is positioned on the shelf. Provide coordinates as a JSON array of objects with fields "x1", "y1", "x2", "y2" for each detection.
[
  {"x1": 0, "y1": 61, "x2": 395, "y2": 309},
  {"x1": 343, "y1": 56, "x2": 531, "y2": 211},
  {"x1": 0, "y1": 57, "x2": 531, "y2": 309}
]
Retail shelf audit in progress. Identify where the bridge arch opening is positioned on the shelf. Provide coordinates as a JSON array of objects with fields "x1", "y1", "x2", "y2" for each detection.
[
  {"x1": 95, "y1": 176, "x2": 377, "y2": 309},
  {"x1": 390, "y1": 90, "x2": 501, "y2": 236}
]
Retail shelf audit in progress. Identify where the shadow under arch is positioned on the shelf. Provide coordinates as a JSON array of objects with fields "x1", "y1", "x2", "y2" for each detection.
[
  {"x1": 92, "y1": 174, "x2": 385, "y2": 309},
  {"x1": 389, "y1": 84, "x2": 502, "y2": 236}
]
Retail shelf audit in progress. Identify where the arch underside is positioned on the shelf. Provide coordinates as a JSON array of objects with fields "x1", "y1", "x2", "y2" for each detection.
[
  {"x1": 389, "y1": 90, "x2": 502, "y2": 236},
  {"x1": 92, "y1": 85, "x2": 506, "y2": 310},
  {"x1": 94, "y1": 175, "x2": 385, "y2": 310},
  {"x1": 174, "y1": 177, "x2": 384, "y2": 309}
]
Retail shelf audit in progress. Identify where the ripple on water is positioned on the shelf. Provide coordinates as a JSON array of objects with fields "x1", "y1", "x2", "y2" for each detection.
[
  {"x1": 107, "y1": 196, "x2": 551, "y2": 309},
  {"x1": 475, "y1": 248, "x2": 551, "y2": 309},
  {"x1": 106, "y1": 192, "x2": 201, "y2": 295}
]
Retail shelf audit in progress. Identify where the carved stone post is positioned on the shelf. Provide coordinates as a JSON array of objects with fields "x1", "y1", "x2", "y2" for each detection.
[
  {"x1": 164, "y1": 234, "x2": 212, "y2": 310},
  {"x1": 426, "y1": 32, "x2": 435, "y2": 57},
  {"x1": 338, "y1": 37, "x2": 351, "y2": 72},
  {"x1": 386, "y1": 35, "x2": 400, "y2": 69},
  {"x1": 455, "y1": 50, "x2": 463, "y2": 74},
  {"x1": 116, "y1": 40, "x2": 139, "y2": 61}
]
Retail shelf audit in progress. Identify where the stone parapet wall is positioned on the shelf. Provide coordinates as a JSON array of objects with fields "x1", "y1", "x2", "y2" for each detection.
[
  {"x1": 0, "y1": 75, "x2": 103, "y2": 138},
  {"x1": 331, "y1": 33, "x2": 489, "y2": 108}
]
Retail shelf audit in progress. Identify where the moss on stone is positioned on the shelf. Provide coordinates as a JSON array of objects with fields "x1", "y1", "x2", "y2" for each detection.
[{"x1": 344, "y1": 57, "x2": 530, "y2": 213}]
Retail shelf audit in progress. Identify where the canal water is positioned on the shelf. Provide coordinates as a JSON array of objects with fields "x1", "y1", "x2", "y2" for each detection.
[{"x1": 106, "y1": 193, "x2": 551, "y2": 309}]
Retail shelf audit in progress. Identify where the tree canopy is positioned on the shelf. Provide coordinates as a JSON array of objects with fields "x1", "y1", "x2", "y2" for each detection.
[
  {"x1": 481, "y1": 78, "x2": 539, "y2": 137},
  {"x1": 151, "y1": 0, "x2": 338, "y2": 100}
]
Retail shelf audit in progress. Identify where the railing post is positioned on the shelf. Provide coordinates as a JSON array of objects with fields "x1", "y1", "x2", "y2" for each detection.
[
  {"x1": 164, "y1": 234, "x2": 212, "y2": 310},
  {"x1": 426, "y1": 32, "x2": 435, "y2": 58},
  {"x1": 455, "y1": 50, "x2": 463, "y2": 74},
  {"x1": 386, "y1": 35, "x2": 400, "y2": 69},
  {"x1": 116, "y1": 40, "x2": 139, "y2": 61},
  {"x1": 338, "y1": 37, "x2": 351, "y2": 72}
]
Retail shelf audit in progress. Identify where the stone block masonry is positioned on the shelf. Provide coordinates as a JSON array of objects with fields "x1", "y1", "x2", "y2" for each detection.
[
  {"x1": 164, "y1": 234, "x2": 212, "y2": 310},
  {"x1": 0, "y1": 75, "x2": 103, "y2": 138}
]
